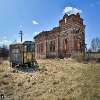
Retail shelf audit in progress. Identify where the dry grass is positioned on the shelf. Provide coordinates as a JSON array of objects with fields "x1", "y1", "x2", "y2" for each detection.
[{"x1": 0, "y1": 59, "x2": 100, "y2": 100}]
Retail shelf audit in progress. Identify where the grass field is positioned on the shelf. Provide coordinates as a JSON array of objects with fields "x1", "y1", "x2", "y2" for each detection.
[{"x1": 0, "y1": 59, "x2": 100, "y2": 100}]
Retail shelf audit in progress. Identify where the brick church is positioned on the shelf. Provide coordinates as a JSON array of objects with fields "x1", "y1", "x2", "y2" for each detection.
[{"x1": 34, "y1": 13, "x2": 85, "y2": 59}]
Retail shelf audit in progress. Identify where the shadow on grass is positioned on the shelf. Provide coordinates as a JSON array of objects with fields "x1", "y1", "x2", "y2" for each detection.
[{"x1": 12, "y1": 61, "x2": 39, "y2": 73}]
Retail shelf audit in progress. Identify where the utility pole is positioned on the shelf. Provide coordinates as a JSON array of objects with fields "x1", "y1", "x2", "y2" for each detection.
[
  {"x1": 19, "y1": 30, "x2": 23, "y2": 43},
  {"x1": 19, "y1": 30, "x2": 24, "y2": 64}
]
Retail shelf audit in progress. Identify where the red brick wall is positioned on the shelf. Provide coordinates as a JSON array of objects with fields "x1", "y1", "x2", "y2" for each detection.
[{"x1": 34, "y1": 13, "x2": 85, "y2": 59}]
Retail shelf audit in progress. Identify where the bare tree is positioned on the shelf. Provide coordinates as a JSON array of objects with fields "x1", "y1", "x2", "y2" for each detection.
[
  {"x1": 0, "y1": 45, "x2": 9, "y2": 58},
  {"x1": 98, "y1": 49, "x2": 100, "y2": 52},
  {"x1": 91, "y1": 37, "x2": 100, "y2": 52}
]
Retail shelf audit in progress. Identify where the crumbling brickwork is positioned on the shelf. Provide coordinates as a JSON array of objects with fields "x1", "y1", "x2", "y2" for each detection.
[{"x1": 34, "y1": 13, "x2": 85, "y2": 59}]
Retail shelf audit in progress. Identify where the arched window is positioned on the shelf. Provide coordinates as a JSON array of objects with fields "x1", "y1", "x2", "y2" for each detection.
[
  {"x1": 40, "y1": 43, "x2": 43, "y2": 53},
  {"x1": 64, "y1": 39, "x2": 68, "y2": 53},
  {"x1": 37, "y1": 43, "x2": 44, "y2": 53},
  {"x1": 77, "y1": 39, "x2": 81, "y2": 50},
  {"x1": 50, "y1": 40, "x2": 55, "y2": 52},
  {"x1": 65, "y1": 18, "x2": 67, "y2": 23}
]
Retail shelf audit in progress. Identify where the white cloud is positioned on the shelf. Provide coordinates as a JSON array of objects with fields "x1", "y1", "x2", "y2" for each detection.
[
  {"x1": 63, "y1": 7, "x2": 82, "y2": 15},
  {"x1": 0, "y1": 37, "x2": 12, "y2": 46},
  {"x1": 32, "y1": 20, "x2": 39, "y2": 25},
  {"x1": 0, "y1": 39, "x2": 11, "y2": 46},
  {"x1": 19, "y1": 24, "x2": 23, "y2": 28},
  {"x1": 33, "y1": 31, "x2": 41, "y2": 37},
  {"x1": 34, "y1": 32, "x2": 39, "y2": 35}
]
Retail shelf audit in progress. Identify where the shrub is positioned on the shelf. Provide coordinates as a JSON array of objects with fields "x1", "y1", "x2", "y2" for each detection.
[{"x1": 72, "y1": 52, "x2": 84, "y2": 62}]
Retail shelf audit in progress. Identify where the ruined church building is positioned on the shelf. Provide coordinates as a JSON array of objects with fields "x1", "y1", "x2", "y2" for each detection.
[{"x1": 34, "y1": 13, "x2": 85, "y2": 59}]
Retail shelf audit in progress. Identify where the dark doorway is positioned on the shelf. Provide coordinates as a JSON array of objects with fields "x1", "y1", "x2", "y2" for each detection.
[{"x1": 64, "y1": 39, "x2": 68, "y2": 53}]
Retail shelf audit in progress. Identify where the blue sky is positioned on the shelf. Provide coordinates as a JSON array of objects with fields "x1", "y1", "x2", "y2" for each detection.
[{"x1": 0, "y1": 0, "x2": 100, "y2": 48}]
